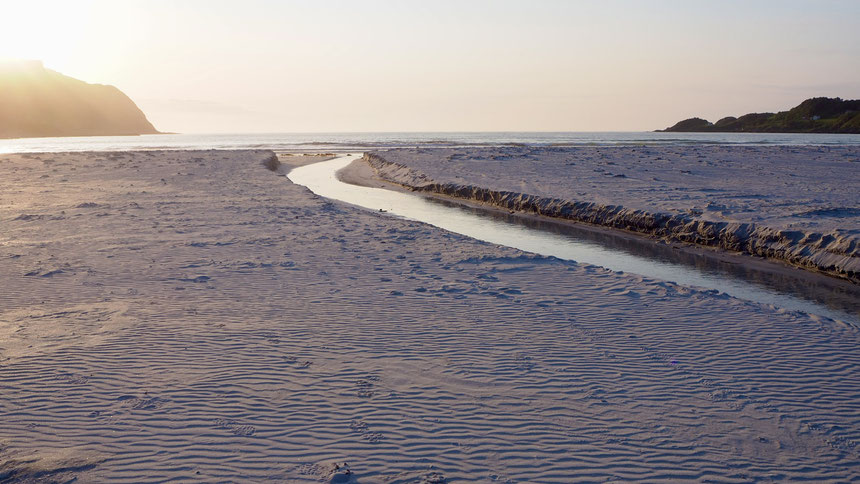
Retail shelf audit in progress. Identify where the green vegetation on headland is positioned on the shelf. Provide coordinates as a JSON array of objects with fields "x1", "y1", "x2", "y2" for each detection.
[
  {"x1": 0, "y1": 60, "x2": 159, "y2": 139},
  {"x1": 659, "y1": 97, "x2": 860, "y2": 134}
]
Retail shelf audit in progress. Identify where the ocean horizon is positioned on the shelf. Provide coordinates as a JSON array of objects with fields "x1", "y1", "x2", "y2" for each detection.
[{"x1": 2, "y1": 130, "x2": 860, "y2": 154}]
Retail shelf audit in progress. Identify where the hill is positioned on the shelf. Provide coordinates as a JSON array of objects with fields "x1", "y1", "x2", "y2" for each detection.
[
  {"x1": 0, "y1": 60, "x2": 159, "y2": 139},
  {"x1": 660, "y1": 97, "x2": 860, "y2": 134}
]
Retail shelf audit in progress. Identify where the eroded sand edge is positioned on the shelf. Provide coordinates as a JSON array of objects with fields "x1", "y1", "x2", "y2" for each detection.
[{"x1": 363, "y1": 151, "x2": 859, "y2": 282}]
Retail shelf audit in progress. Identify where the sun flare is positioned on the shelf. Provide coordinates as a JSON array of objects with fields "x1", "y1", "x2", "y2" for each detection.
[{"x1": 2, "y1": 2, "x2": 87, "y2": 65}]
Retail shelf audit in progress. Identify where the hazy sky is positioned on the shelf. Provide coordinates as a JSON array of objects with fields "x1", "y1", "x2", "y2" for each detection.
[{"x1": 2, "y1": 0, "x2": 859, "y2": 133}]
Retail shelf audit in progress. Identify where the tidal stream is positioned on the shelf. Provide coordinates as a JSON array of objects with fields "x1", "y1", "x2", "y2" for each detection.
[{"x1": 289, "y1": 154, "x2": 860, "y2": 324}]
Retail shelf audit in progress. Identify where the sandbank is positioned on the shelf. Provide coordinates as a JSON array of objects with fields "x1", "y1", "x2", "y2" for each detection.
[
  {"x1": 363, "y1": 146, "x2": 860, "y2": 282},
  {"x1": 0, "y1": 150, "x2": 858, "y2": 482}
]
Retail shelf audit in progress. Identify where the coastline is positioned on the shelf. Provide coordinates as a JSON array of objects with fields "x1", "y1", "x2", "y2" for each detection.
[
  {"x1": 338, "y1": 157, "x2": 860, "y2": 302},
  {"x1": 2, "y1": 149, "x2": 859, "y2": 481},
  {"x1": 361, "y1": 148, "x2": 860, "y2": 283}
]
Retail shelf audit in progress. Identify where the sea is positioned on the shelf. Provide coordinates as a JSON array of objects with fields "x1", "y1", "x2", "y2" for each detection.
[{"x1": 2, "y1": 131, "x2": 860, "y2": 154}]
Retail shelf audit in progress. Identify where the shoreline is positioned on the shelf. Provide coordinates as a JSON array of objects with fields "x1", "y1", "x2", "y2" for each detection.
[
  {"x1": 360, "y1": 151, "x2": 859, "y2": 284},
  {"x1": 336, "y1": 156, "x2": 860, "y2": 319},
  {"x1": 338, "y1": 156, "x2": 860, "y2": 289},
  {"x1": 2, "y1": 149, "x2": 859, "y2": 481}
]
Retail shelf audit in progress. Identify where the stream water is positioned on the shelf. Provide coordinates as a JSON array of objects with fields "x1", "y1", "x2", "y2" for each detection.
[{"x1": 288, "y1": 155, "x2": 860, "y2": 324}]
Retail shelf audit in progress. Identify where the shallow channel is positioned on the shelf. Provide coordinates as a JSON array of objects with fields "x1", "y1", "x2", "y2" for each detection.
[{"x1": 288, "y1": 154, "x2": 860, "y2": 324}]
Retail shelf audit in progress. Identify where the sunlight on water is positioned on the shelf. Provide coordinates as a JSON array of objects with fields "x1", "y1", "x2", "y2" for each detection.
[
  {"x1": 289, "y1": 155, "x2": 860, "y2": 324},
  {"x1": 3, "y1": 131, "x2": 860, "y2": 154}
]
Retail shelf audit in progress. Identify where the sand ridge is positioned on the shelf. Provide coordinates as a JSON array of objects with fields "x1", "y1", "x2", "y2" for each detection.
[
  {"x1": 0, "y1": 150, "x2": 858, "y2": 482},
  {"x1": 365, "y1": 146, "x2": 860, "y2": 281}
]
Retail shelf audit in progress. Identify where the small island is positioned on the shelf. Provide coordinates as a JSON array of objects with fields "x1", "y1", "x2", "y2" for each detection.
[
  {"x1": 0, "y1": 60, "x2": 159, "y2": 139},
  {"x1": 660, "y1": 97, "x2": 860, "y2": 133}
]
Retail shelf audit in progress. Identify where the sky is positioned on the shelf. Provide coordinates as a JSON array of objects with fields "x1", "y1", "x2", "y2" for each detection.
[{"x1": 2, "y1": 0, "x2": 859, "y2": 133}]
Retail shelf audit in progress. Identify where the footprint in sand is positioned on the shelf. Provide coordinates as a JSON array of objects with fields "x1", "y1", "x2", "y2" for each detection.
[
  {"x1": 294, "y1": 462, "x2": 357, "y2": 483},
  {"x1": 260, "y1": 332, "x2": 280, "y2": 344},
  {"x1": 514, "y1": 353, "x2": 536, "y2": 372},
  {"x1": 55, "y1": 372, "x2": 90, "y2": 385},
  {"x1": 349, "y1": 419, "x2": 383, "y2": 443},
  {"x1": 387, "y1": 470, "x2": 448, "y2": 483},
  {"x1": 355, "y1": 376, "x2": 379, "y2": 398},
  {"x1": 116, "y1": 395, "x2": 167, "y2": 411},
  {"x1": 281, "y1": 355, "x2": 311, "y2": 368},
  {"x1": 215, "y1": 418, "x2": 256, "y2": 436},
  {"x1": 421, "y1": 472, "x2": 447, "y2": 484}
]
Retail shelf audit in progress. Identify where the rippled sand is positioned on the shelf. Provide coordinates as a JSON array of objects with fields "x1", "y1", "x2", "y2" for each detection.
[
  {"x1": 369, "y1": 146, "x2": 860, "y2": 281},
  {"x1": 372, "y1": 145, "x2": 860, "y2": 233},
  {"x1": 0, "y1": 150, "x2": 858, "y2": 482}
]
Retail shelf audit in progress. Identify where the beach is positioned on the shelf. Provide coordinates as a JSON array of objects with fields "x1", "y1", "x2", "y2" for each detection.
[
  {"x1": 364, "y1": 146, "x2": 860, "y2": 282},
  {"x1": 1, "y1": 149, "x2": 859, "y2": 482}
]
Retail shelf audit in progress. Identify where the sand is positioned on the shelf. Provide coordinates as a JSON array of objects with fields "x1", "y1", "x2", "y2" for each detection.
[
  {"x1": 365, "y1": 146, "x2": 860, "y2": 281},
  {"x1": 1, "y1": 150, "x2": 859, "y2": 482}
]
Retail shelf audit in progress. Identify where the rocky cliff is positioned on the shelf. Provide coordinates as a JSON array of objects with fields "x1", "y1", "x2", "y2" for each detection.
[{"x1": 0, "y1": 60, "x2": 159, "y2": 139}]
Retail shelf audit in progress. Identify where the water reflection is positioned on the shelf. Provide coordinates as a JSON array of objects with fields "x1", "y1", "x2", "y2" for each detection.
[
  {"x1": 427, "y1": 196, "x2": 860, "y2": 319},
  {"x1": 289, "y1": 155, "x2": 859, "y2": 324}
]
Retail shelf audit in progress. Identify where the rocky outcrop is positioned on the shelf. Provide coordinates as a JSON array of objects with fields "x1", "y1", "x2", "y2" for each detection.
[
  {"x1": 0, "y1": 60, "x2": 159, "y2": 139},
  {"x1": 364, "y1": 152, "x2": 859, "y2": 283},
  {"x1": 660, "y1": 97, "x2": 860, "y2": 133}
]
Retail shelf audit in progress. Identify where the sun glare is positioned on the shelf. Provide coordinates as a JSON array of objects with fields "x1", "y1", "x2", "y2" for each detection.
[{"x1": 1, "y1": 1, "x2": 99, "y2": 74}]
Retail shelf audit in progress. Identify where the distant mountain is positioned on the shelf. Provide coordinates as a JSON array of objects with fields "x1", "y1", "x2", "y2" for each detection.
[
  {"x1": 659, "y1": 97, "x2": 860, "y2": 134},
  {"x1": 0, "y1": 60, "x2": 159, "y2": 139}
]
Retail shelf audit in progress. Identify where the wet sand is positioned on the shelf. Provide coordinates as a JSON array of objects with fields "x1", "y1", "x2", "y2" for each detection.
[{"x1": 0, "y1": 150, "x2": 858, "y2": 482}]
